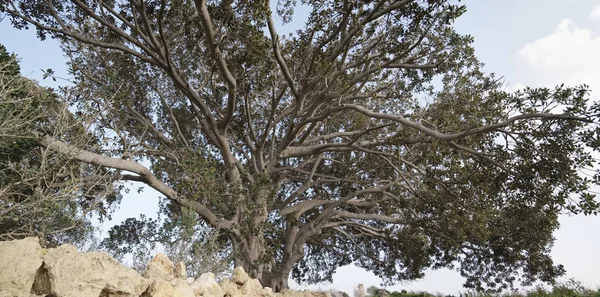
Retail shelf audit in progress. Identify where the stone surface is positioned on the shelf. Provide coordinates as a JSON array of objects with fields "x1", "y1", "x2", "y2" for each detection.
[
  {"x1": 144, "y1": 253, "x2": 175, "y2": 281},
  {"x1": 174, "y1": 261, "x2": 187, "y2": 278},
  {"x1": 141, "y1": 279, "x2": 190, "y2": 297},
  {"x1": 191, "y1": 272, "x2": 223, "y2": 297},
  {"x1": 219, "y1": 278, "x2": 241, "y2": 297},
  {"x1": 241, "y1": 278, "x2": 264, "y2": 296},
  {"x1": 232, "y1": 266, "x2": 250, "y2": 285},
  {"x1": 0, "y1": 237, "x2": 338, "y2": 297},
  {"x1": 0, "y1": 237, "x2": 44, "y2": 297},
  {"x1": 171, "y1": 278, "x2": 195, "y2": 297},
  {"x1": 41, "y1": 243, "x2": 150, "y2": 297}
]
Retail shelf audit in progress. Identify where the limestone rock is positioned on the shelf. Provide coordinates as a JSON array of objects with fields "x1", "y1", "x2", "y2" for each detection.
[
  {"x1": 258, "y1": 287, "x2": 278, "y2": 297},
  {"x1": 141, "y1": 279, "x2": 190, "y2": 297},
  {"x1": 171, "y1": 278, "x2": 195, "y2": 297},
  {"x1": 0, "y1": 237, "x2": 44, "y2": 297},
  {"x1": 280, "y1": 289, "x2": 299, "y2": 297},
  {"x1": 191, "y1": 272, "x2": 223, "y2": 297},
  {"x1": 0, "y1": 237, "x2": 341, "y2": 297},
  {"x1": 232, "y1": 266, "x2": 250, "y2": 285},
  {"x1": 174, "y1": 261, "x2": 187, "y2": 278},
  {"x1": 219, "y1": 278, "x2": 241, "y2": 297},
  {"x1": 241, "y1": 278, "x2": 265, "y2": 296},
  {"x1": 144, "y1": 253, "x2": 175, "y2": 281},
  {"x1": 41, "y1": 243, "x2": 150, "y2": 297}
]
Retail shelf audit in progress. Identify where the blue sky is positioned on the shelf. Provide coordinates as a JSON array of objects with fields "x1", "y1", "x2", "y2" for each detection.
[{"x1": 1, "y1": 1, "x2": 600, "y2": 295}]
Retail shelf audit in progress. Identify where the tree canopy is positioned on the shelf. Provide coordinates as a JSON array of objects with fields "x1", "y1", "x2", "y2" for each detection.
[
  {"x1": 0, "y1": 44, "x2": 118, "y2": 247},
  {"x1": 2, "y1": 0, "x2": 600, "y2": 292}
]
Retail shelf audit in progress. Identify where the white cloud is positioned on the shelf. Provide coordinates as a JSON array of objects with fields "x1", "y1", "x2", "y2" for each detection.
[
  {"x1": 515, "y1": 18, "x2": 600, "y2": 95},
  {"x1": 589, "y1": 4, "x2": 600, "y2": 20},
  {"x1": 515, "y1": 18, "x2": 600, "y2": 288}
]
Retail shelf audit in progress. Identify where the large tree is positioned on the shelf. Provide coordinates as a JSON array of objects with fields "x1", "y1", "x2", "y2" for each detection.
[{"x1": 2, "y1": 0, "x2": 600, "y2": 292}]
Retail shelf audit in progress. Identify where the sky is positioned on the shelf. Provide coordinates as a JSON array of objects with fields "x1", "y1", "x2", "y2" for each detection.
[{"x1": 1, "y1": 1, "x2": 600, "y2": 295}]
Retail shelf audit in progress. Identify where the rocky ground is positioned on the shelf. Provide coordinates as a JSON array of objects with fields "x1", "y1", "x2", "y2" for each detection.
[{"x1": 0, "y1": 237, "x2": 335, "y2": 297}]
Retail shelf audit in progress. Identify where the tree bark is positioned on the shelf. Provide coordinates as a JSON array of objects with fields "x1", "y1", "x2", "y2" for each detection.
[
  {"x1": 234, "y1": 233, "x2": 268, "y2": 279},
  {"x1": 231, "y1": 184, "x2": 272, "y2": 280}
]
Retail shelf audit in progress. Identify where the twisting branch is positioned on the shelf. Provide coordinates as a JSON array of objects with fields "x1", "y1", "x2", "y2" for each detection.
[
  {"x1": 194, "y1": 0, "x2": 237, "y2": 132},
  {"x1": 35, "y1": 132, "x2": 236, "y2": 231},
  {"x1": 343, "y1": 104, "x2": 593, "y2": 141},
  {"x1": 266, "y1": 4, "x2": 299, "y2": 98}
]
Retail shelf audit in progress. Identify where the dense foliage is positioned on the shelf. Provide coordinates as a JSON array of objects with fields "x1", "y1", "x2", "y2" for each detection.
[
  {"x1": 2, "y1": 0, "x2": 600, "y2": 292},
  {"x1": 0, "y1": 44, "x2": 118, "y2": 247}
]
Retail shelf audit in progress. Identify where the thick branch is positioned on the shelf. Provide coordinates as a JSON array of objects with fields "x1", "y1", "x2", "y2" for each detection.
[
  {"x1": 266, "y1": 7, "x2": 299, "y2": 98},
  {"x1": 36, "y1": 132, "x2": 234, "y2": 230},
  {"x1": 194, "y1": 0, "x2": 237, "y2": 132},
  {"x1": 343, "y1": 104, "x2": 593, "y2": 141}
]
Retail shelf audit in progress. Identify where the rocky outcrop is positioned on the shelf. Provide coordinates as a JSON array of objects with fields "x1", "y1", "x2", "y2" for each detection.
[
  {"x1": 0, "y1": 237, "x2": 332, "y2": 297},
  {"x1": 0, "y1": 237, "x2": 44, "y2": 297}
]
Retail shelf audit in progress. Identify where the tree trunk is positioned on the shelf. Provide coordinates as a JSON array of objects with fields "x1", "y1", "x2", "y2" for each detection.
[
  {"x1": 261, "y1": 240, "x2": 305, "y2": 292},
  {"x1": 263, "y1": 269, "x2": 290, "y2": 293},
  {"x1": 234, "y1": 233, "x2": 269, "y2": 280},
  {"x1": 233, "y1": 240, "x2": 303, "y2": 292},
  {"x1": 230, "y1": 184, "x2": 308, "y2": 292},
  {"x1": 232, "y1": 185, "x2": 272, "y2": 281}
]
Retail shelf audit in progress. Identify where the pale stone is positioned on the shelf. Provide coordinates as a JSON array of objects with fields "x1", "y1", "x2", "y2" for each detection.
[
  {"x1": 174, "y1": 261, "x2": 187, "y2": 278},
  {"x1": 232, "y1": 266, "x2": 250, "y2": 285},
  {"x1": 171, "y1": 278, "x2": 195, "y2": 297},
  {"x1": 0, "y1": 237, "x2": 44, "y2": 297},
  {"x1": 280, "y1": 289, "x2": 298, "y2": 297},
  {"x1": 219, "y1": 278, "x2": 241, "y2": 296},
  {"x1": 0, "y1": 237, "x2": 342, "y2": 297},
  {"x1": 141, "y1": 279, "x2": 190, "y2": 297},
  {"x1": 241, "y1": 278, "x2": 264, "y2": 296},
  {"x1": 144, "y1": 254, "x2": 175, "y2": 281},
  {"x1": 41, "y1": 243, "x2": 150, "y2": 297},
  {"x1": 191, "y1": 272, "x2": 223, "y2": 297}
]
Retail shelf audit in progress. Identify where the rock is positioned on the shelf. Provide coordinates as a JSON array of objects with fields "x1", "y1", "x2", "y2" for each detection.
[
  {"x1": 144, "y1": 254, "x2": 175, "y2": 281},
  {"x1": 0, "y1": 237, "x2": 341, "y2": 297},
  {"x1": 281, "y1": 289, "x2": 300, "y2": 297},
  {"x1": 258, "y1": 287, "x2": 278, "y2": 297},
  {"x1": 191, "y1": 272, "x2": 223, "y2": 297},
  {"x1": 241, "y1": 278, "x2": 264, "y2": 296},
  {"x1": 141, "y1": 279, "x2": 190, "y2": 297},
  {"x1": 219, "y1": 278, "x2": 241, "y2": 297},
  {"x1": 232, "y1": 266, "x2": 250, "y2": 285},
  {"x1": 174, "y1": 261, "x2": 187, "y2": 278},
  {"x1": 0, "y1": 237, "x2": 44, "y2": 297},
  {"x1": 171, "y1": 278, "x2": 195, "y2": 297},
  {"x1": 41, "y1": 243, "x2": 150, "y2": 297}
]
